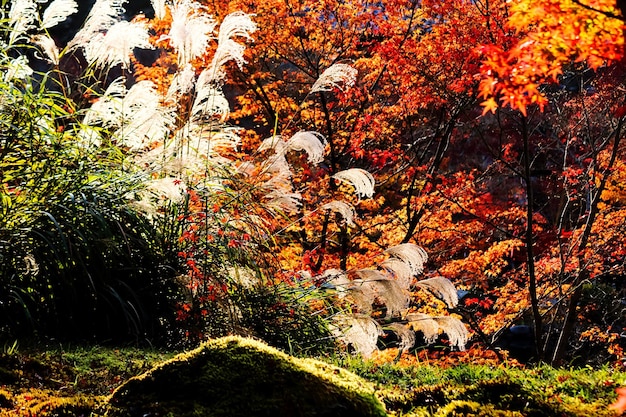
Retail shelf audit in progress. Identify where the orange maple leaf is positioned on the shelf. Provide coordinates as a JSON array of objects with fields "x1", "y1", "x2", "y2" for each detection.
[
  {"x1": 480, "y1": 97, "x2": 499, "y2": 115},
  {"x1": 610, "y1": 387, "x2": 626, "y2": 415}
]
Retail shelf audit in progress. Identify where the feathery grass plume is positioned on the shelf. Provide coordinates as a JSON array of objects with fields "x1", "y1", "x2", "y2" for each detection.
[
  {"x1": 82, "y1": 77, "x2": 126, "y2": 127},
  {"x1": 385, "y1": 322, "x2": 416, "y2": 352},
  {"x1": 206, "y1": 11, "x2": 257, "y2": 80},
  {"x1": 74, "y1": 125, "x2": 103, "y2": 148},
  {"x1": 150, "y1": 0, "x2": 167, "y2": 19},
  {"x1": 379, "y1": 258, "x2": 413, "y2": 289},
  {"x1": 166, "y1": 0, "x2": 216, "y2": 65},
  {"x1": 265, "y1": 190, "x2": 302, "y2": 213},
  {"x1": 8, "y1": 0, "x2": 37, "y2": 44},
  {"x1": 322, "y1": 200, "x2": 356, "y2": 227},
  {"x1": 3, "y1": 55, "x2": 33, "y2": 82},
  {"x1": 166, "y1": 63, "x2": 196, "y2": 101},
  {"x1": 405, "y1": 312, "x2": 440, "y2": 344},
  {"x1": 416, "y1": 276, "x2": 459, "y2": 308},
  {"x1": 285, "y1": 131, "x2": 327, "y2": 164},
  {"x1": 321, "y1": 269, "x2": 350, "y2": 297},
  {"x1": 84, "y1": 78, "x2": 175, "y2": 150},
  {"x1": 311, "y1": 63, "x2": 358, "y2": 93},
  {"x1": 333, "y1": 314, "x2": 383, "y2": 358},
  {"x1": 355, "y1": 269, "x2": 410, "y2": 319},
  {"x1": 41, "y1": 0, "x2": 78, "y2": 29},
  {"x1": 84, "y1": 20, "x2": 153, "y2": 68},
  {"x1": 384, "y1": 243, "x2": 428, "y2": 276},
  {"x1": 191, "y1": 74, "x2": 231, "y2": 121},
  {"x1": 68, "y1": 0, "x2": 126, "y2": 49},
  {"x1": 258, "y1": 134, "x2": 286, "y2": 152},
  {"x1": 31, "y1": 34, "x2": 59, "y2": 64},
  {"x1": 433, "y1": 316, "x2": 468, "y2": 350},
  {"x1": 193, "y1": 126, "x2": 242, "y2": 155},
  {"x1": 146, "y1": 177, "x2": 188, "y2": 203},
  {"x1": 332, "y1": 168, "x2": 375, "y2": 199}
]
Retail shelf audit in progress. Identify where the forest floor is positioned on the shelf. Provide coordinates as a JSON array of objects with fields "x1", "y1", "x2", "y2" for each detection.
[{"x1": 0, "y1": 342, "x2": 624, "y2": 416}]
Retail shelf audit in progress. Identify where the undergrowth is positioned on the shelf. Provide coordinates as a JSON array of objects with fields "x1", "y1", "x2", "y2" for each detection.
[{"x1": 1, "y1": 344, "x2": 624, "y2": 416}]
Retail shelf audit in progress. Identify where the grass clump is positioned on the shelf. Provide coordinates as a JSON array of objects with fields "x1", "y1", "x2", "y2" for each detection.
[{"x1": 336, "y1": 356, "x2": 626, "y2": 416}]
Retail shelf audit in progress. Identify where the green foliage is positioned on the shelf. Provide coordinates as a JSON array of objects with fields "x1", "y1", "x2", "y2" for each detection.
[
  {"x1": 336, "y1": 359, "x2": 626, "y2": 417},
  {"x1": 0, "y1": 188, "x2": 183, "y2": 343}
]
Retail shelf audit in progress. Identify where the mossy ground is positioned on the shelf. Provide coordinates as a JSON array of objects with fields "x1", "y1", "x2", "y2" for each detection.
[{"x1": 0, "y1": 339, "x2": 624, "y2": 416}]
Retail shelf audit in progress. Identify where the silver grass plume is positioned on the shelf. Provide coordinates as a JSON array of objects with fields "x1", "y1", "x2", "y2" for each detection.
[
  {"x1": 258, "y1": 134, "x2": 286, "y2": 152},
  {"x1": 257, "y1": 136, "x2": 295, "y2": 181},
  {"x1": 150, "y1": 0, "x2": 167, "y2": 19},
  {"x1": 192, "y1": 70, "x2": 231, "y2": 121},
  {"x1": 285, "y1": 131, "x2": 327, "y2": 164},
  {"x1": 332, "y1": 168, "x2": 375, "y2": 199},
  {"x1": 259, "y1": 162, "x2": 293, "y2": 192},
  {"x1": 321, "y1": 200, "x2": 356, "y2": 227},
  {"x1": 166, "y1": 64, "x2": 196, "y2": 101},
  {"x1": 206, "y1": 11, "x2": 256, "y2": 81},
  {"x1": 166, "y1": 0, "x2": 216, "y2": 65},
  {"x1": 68, "y1": 0, "x2": 126, "y2": 49},
  {"x1": 82, "y1": 77, "x2": 126, "y2": 127},
  {"x1": 31, "y1": 34, "x2": 59, "y2": 64},
  {"x1": 380, "y1": 257, "x2": 413, "y2": 289},
  {"x1": 355, "y1": 269, "x2": 410, "y2": 319},
  {"x1": 3, "y1": 55, "x2": 33, "y2": 82},
  {"x1": 41, "y1": 0, "x2": 78, "y2": 29},
  {"x1": 384, "y1": 243, "x2": 428, "y2": 276},
  {"x1": 332, "y1": 314, "x2": 383, "y2": 358},
  {"x1": 406, "y1": 313, "x2": 468, "y2": 351},
  {"x1": 83, "y1": 78, "x2": 175, "y2": 150},
  {"x1": 321, "y1": 269, "x2": 350, "y2": 298},
  {"x1": 433, "y1": 316, "x2": 468, "y2": 351},
  {"x1": 265, "y1": 190, "x2": 302, "y2": 213},
  {"x1": 9, "y1": 0, "x2": 37, "y2": 44},
  {"x1": 311, "y1": 63, "x2": 358, "y2": 93},
  {"x1": 415, "y1": 276, "x2": 459, "y2": 308},
  {"x1": 83, "y1": 20, "x2": 153, "y2": 68},
  {"x1": 386, "y1": 322, "x2": 416, "y2": 352},
  {"x1": 405, "y1": 313, "x2": 440, "y2": 344}
]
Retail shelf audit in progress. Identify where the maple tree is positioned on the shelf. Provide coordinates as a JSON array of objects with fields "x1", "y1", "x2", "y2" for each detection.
[{"x1": 132, "y1": 0, "x2": 626, "y2": 365}]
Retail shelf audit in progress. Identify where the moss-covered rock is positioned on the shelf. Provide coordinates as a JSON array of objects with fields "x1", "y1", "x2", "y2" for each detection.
[{"x1": 105, "y1": 336, "x2": 388, "y2": 417}]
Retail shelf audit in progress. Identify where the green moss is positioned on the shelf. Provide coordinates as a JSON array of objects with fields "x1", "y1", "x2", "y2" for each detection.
[
  {"x1": 434, "y1": 400, "x2": 524, "y2": 417},
  {"x1": 105, "y1": 336, "x2": 388, "y2": 417}
]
